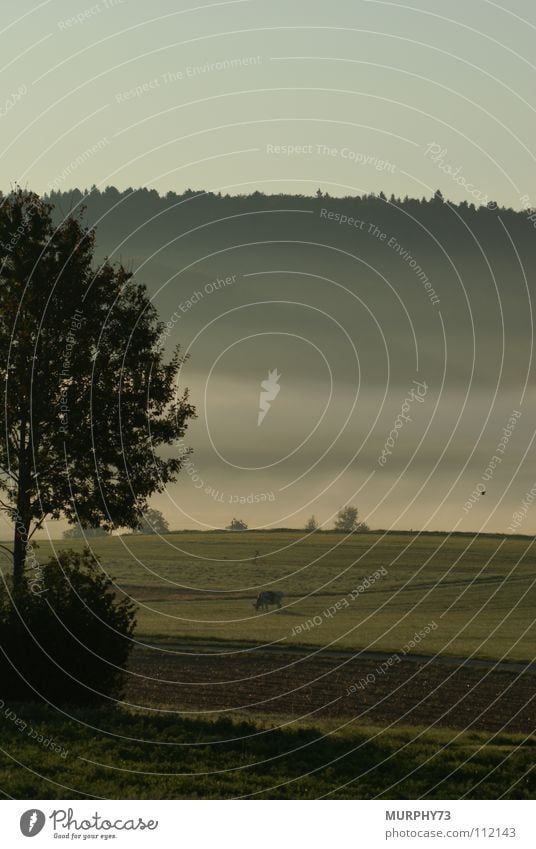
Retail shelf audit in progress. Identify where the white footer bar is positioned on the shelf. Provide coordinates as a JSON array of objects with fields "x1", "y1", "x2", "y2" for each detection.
[{"x1": 2, "y1": 800, "x2": 535, "y2": 848}]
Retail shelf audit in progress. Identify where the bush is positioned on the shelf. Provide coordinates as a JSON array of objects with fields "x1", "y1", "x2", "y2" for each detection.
[{"x1": 0, "y1": 549, "x2": 136, "y2": 705}]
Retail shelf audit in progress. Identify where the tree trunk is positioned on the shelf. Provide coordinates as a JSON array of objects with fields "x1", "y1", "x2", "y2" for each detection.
[
  {"x1": 13, "y1": 518, "x2": 28, "y2": 591},
  {"x1": 13, "y1": 419, "x2": 31, "y2": 592},
  {"x1": 12, "y1": 483, "x2": 31, "y2": 592}
]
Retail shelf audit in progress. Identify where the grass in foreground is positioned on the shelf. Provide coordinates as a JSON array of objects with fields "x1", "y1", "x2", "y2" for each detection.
[{"x1": 0, "y1": 703, "x2": 533, "y2": 799}]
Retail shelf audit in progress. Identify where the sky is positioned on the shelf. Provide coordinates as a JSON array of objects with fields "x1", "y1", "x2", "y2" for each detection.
[
  {"x1": 1, "y1": 0, "x2": 535, "y2": 208},
  {"x1": 1, "y1": 0, "x2": 536, "y2": 537}
]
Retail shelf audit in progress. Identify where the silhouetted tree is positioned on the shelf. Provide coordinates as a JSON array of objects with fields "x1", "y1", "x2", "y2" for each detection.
[
  {"x1": 0, "y1": 189, "x2": 195, "y2": 590},
  {"x1": 305, "y1": 515, "x2": 319, "y2": 531}
]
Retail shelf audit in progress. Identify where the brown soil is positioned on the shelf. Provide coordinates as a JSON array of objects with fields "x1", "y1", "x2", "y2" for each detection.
[{"x1": 125, "y1": 645, "x2": 536, "y2": 734}]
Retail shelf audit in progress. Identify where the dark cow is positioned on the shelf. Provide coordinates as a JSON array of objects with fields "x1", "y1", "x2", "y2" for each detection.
[{"x1": 254, "y1": 591, "x2": 284, "y2": 611}]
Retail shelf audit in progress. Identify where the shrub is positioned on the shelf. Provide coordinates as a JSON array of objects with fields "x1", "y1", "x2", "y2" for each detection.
[{"x1": 0, "y1": 548, "x2": 136, "y2": 705}]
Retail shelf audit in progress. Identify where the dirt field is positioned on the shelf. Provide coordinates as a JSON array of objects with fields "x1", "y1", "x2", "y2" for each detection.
[{"x1": 127, "y1": 645, "x2": 536, "y2": 734}]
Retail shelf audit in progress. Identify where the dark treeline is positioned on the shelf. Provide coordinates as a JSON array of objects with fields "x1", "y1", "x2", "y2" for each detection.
[
  {"x1": 47, "y1": 184, "x2": 532, "y2": 219},
  {"x1": 46, "y1": 186, "x2": 536, "y2": 256},
  {"x1": 165, "y1": 528, "x2": 531, "y2": 539}
]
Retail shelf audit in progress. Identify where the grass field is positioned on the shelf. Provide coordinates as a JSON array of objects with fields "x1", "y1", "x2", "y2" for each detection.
[
  {"x1": 1, "y1": 531, "x2": 534, "y2": 799},
  {"x1": 0, "y1": 704, "x2": 534, "y2": 800},
  {"x1": 7, "y1": 531, "x2": 535, "y2": 662}
]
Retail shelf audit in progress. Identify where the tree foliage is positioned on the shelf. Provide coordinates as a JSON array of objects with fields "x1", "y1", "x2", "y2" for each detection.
[
  {"x1": 0, "y1": 189, "x2": 195, "y2": 587},
  {"x1": 334, "y1": 505, "x2": 369, "y2": 533},
  {"x1": 136, "y1": 507, "x2": 170, "y2": 534}
]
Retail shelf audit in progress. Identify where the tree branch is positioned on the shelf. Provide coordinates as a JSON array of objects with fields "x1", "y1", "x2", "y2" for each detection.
[
  {"x1": 0, "y1": 464, "x2": 18, "y2": 484},
  {"x1": 0, "y1": 497, "x2": 14, "y2": 514},
  {"x1": 28, "y1": 512, "x2": 49, "y2": 540}
]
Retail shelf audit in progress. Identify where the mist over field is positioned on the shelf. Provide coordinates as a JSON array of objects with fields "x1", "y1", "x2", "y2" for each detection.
[{"x1": 44, "y1": 187, "x2": 536, "y2": 534}]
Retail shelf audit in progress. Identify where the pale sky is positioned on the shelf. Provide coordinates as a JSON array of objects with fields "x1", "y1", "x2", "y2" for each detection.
[{"x1": 1, "y1": 0, "x2": 535, "y2": 208}]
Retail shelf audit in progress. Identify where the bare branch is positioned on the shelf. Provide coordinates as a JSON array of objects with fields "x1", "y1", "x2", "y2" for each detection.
[
  {"x1": 28, "y1": 513, "x2": 49, "y2": 540},
  {"x1": 0, "y1": 497, "x2": 14, "y2": 513},
  {"x1": 0, "y1": 464, "x2": 18, "y2": 484}
]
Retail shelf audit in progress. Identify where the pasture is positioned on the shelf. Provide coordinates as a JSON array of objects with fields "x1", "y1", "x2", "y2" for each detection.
[
  {"x1": 10, "y1": 530, "x2": 536, "y2": 662},
  {"x1": 2, "y1": 530, "x2": 534, "y2": 799}
]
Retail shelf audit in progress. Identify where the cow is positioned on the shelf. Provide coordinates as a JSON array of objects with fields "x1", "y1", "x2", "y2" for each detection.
[{"x1": 253, "y1": 591, "x2": 283, "y2": 611}]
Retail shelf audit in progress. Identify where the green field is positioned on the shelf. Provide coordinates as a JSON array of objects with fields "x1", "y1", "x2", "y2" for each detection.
[
  {"x1": 8, "y1": 531, "x2": 535, "y2": 662},
  {"x1": 0, "y1": 704, "x2": 533, "y2": 799},
  {"x1": 1, "y1": 531, "x2": 535, "y2": 799}
]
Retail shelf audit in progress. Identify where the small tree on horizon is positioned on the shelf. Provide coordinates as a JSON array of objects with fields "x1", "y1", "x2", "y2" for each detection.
[
  {"x1": 226, "y1": 518, "x2": 248, "y2": 531},
  {"x1": 135, "y1": 508, "x2": 170, "y2": 535},
  {"x1": 304, "y1": 515, "x2": 319, "y2": 531},
  {"x1": 334, "y1": 505, "x2": 369, "y2": 533}
]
